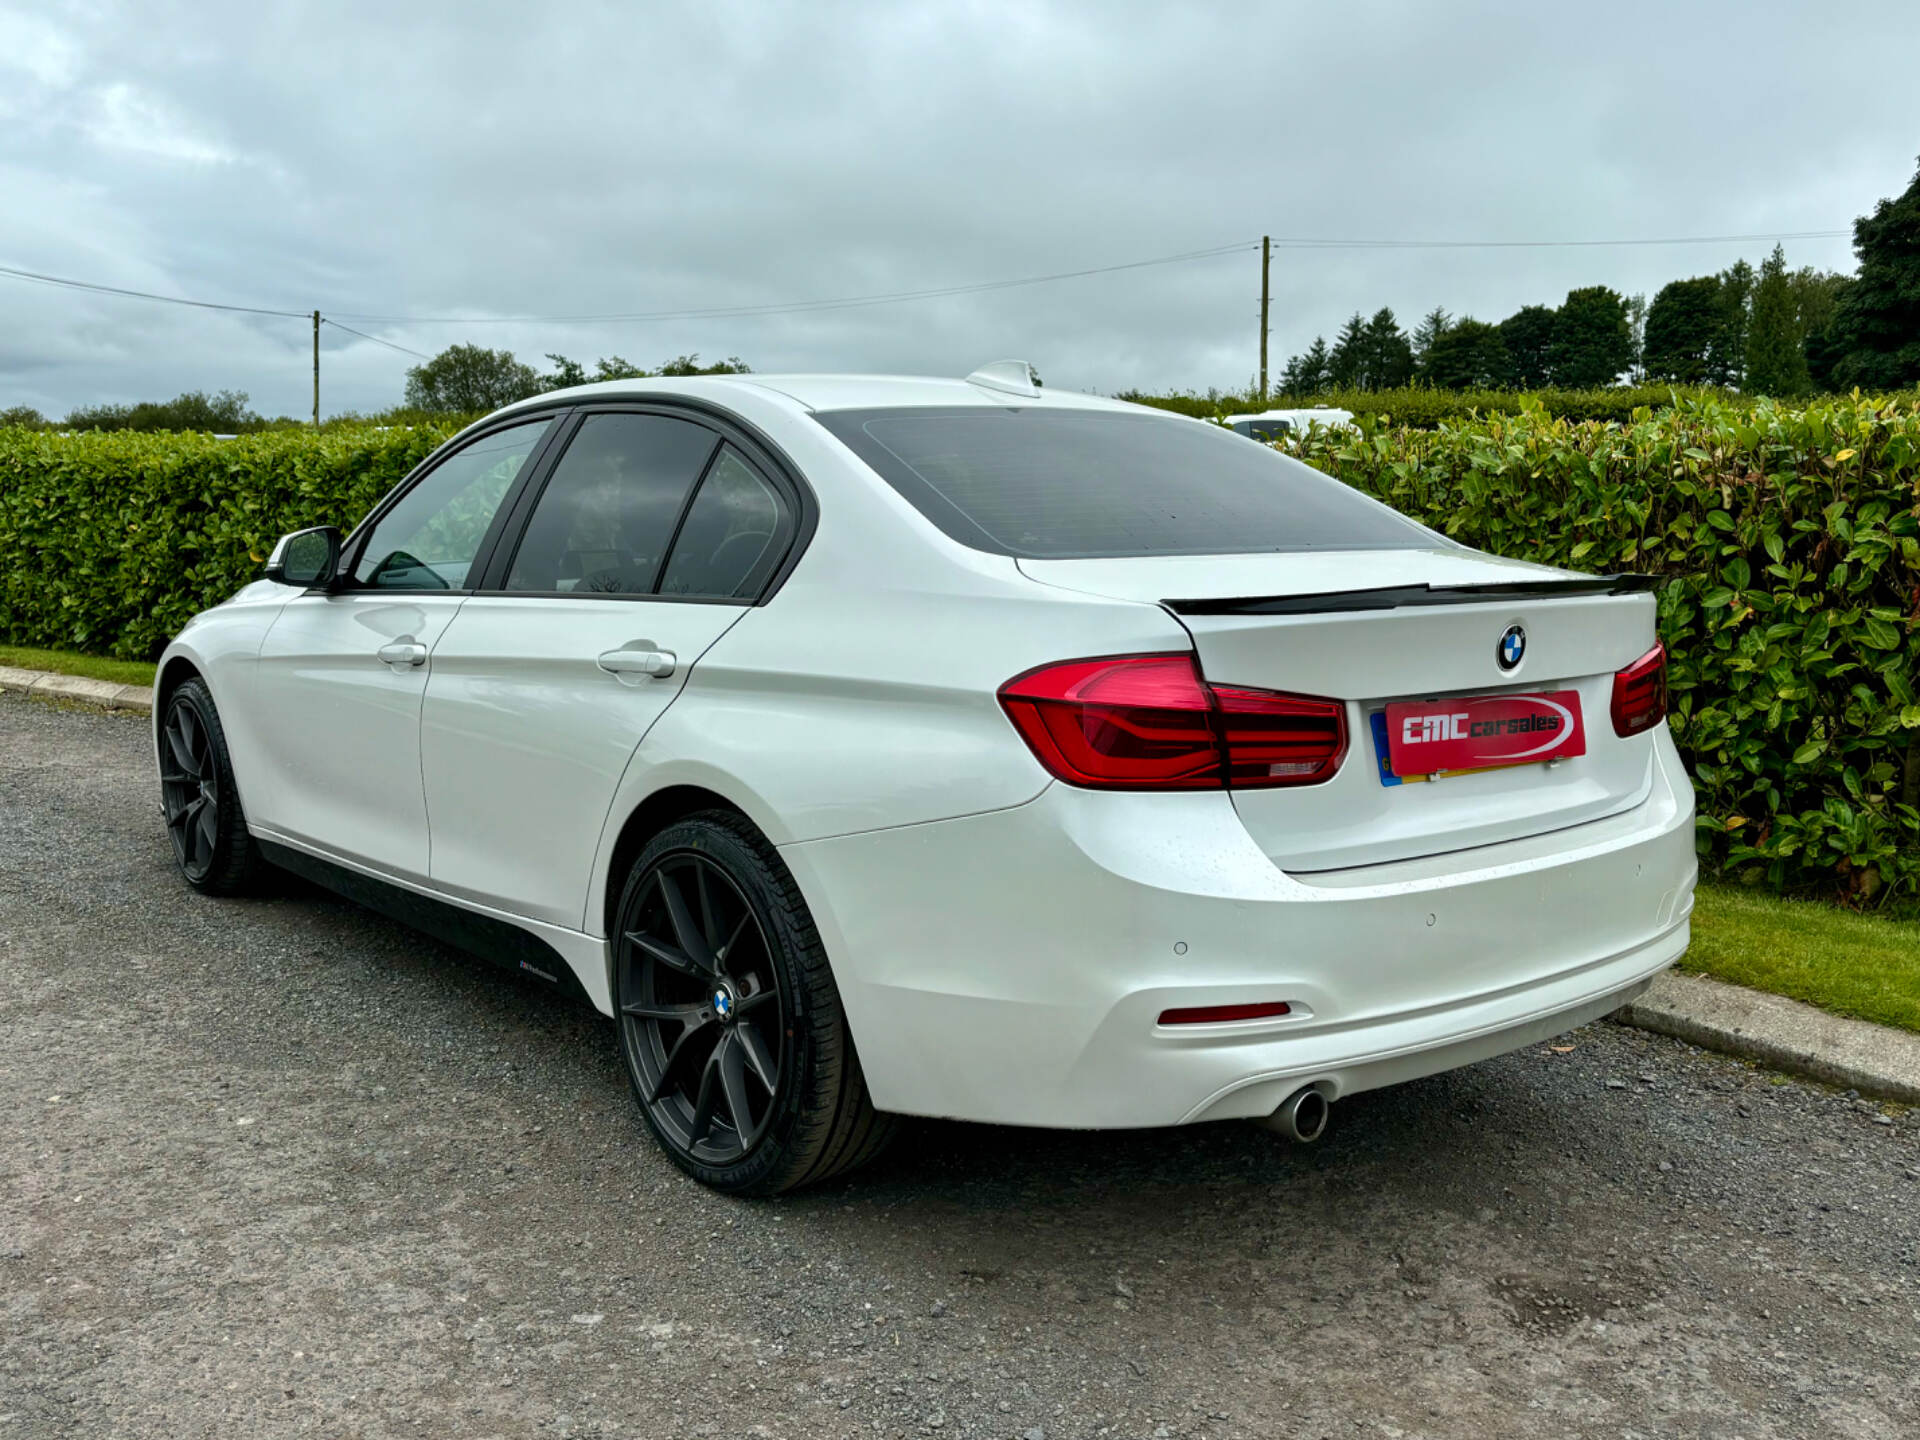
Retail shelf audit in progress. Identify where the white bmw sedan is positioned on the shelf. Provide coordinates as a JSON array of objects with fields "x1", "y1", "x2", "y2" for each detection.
[{"x1": 155, "y1": 363, "x2": 1695, "y2": 1194}]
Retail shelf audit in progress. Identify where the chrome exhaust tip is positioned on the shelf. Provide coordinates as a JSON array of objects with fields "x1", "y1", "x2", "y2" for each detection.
[{"x1": 1263, "y1": 1086, "x2": 1331, "y2": 1143}]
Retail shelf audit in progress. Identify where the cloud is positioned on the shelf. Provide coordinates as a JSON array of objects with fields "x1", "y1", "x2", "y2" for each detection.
[{"x1": 1, "y1": 0, "x2": 1914, "y2": 419}]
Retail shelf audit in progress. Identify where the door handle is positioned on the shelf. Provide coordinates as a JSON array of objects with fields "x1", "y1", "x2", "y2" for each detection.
[
  {"x1": 597, "y1": 646, "x2": 676, "y2": 679},
  {"x1": 377, "y1": 640, "x2": 428, "y2": 668}
]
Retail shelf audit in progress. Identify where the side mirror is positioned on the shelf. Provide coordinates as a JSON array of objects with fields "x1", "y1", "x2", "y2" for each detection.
[{"x1": 264, "y1": 526, "x2": 342, "y2": 588}]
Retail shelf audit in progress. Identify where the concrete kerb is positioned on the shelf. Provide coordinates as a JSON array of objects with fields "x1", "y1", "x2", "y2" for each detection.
[
  {"x1": 0, "y1": 666, "x2": 154, "y2": 714},
  {"x1": 1618, "y1": 969, "x2": 1920, "y2": 1104}
]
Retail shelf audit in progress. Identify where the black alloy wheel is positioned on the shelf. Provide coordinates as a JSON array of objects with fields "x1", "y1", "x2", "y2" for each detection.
[
  {"x1": 614, "y1": 812, "x2": 896, "y2": 1195},
  {"x1": 158, "y1": 677, "x2": 261, "y2": 894},
  {"x1": 621, "y1": 850, "x2": 785, "y2": 1164}
]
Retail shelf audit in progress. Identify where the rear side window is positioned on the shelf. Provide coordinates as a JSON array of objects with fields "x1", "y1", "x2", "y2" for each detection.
[
  {"x1": 504, "y1": 413, "x2": 719, "y2": 594},
  {"x1": 659, "y1": 447, "x2": 792, "y2": 599},
  {"x1": 813, "y1": 407, "x2": 1431, "y2": 559}
]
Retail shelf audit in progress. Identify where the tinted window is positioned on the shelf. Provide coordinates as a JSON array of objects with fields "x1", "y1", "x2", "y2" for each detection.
[
  {"x1": 814, "y1": 407, "x2": 1432, "y2": 559},
  {"x1": 353, "y1": 419, "x2": 550, "y2": 589},
  {"x1": 659, "y1": 447, "x2": 790, "y2": 599},
  {"x1": 504, "y1": 414, "x2": 719, "y2": 594},
  {"x1": 1233, "y1": 418, "x2": 1291, "y2": 440}
]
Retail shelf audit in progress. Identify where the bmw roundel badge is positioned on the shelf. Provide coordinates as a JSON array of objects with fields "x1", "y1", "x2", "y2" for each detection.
[{"x1": 1497, "y1": 624, "x2": 1526, "y2": 671}]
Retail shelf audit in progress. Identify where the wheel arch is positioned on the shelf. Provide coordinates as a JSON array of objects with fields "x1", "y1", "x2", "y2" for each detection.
[
  {"x1": 155, "y1": 653, "x2": 203, "y2": 711},
  {"x1": 599, "y1": 784, "x2": 748, "y2": 933},
  {"x1": 151, "y1": 651, "x2": 205, "y2": 761}
]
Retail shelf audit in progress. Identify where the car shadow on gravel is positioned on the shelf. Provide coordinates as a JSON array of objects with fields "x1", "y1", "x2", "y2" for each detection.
[{"x1": 245, "y1": 861, "x2": 1622, "y2": 1226}]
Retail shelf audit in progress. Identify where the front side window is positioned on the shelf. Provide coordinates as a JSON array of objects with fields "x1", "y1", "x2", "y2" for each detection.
[
  {"x1": 504, "y1": 414, "x2": 719, "y2": 594},
  {"x1": 813, "y1": 406, "x2": 1433, "y2": 559},
  {"x1": 352, "y1": 419, "x2": 551, "y2": 589}
]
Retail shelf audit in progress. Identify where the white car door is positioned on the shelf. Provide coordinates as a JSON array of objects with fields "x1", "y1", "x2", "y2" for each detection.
[
  {"x1": 421, "y1": 410, "x2": 799, "y2": 929},
  {"x1": 247, "y1": 417, "x2": 558, "y2": 881}
]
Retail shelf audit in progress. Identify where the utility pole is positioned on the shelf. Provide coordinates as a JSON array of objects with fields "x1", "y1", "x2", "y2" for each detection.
[
  {"x1": 312, "y1": 310, "x2": 321, "y2": 427},
  {"x1": 1258, "y1": 235, "x2": 1271, "y2": 401}
]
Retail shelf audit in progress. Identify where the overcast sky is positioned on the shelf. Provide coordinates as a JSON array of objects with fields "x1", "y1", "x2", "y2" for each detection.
[{"x1": 2, "y1": 0, "x2": 1916, "y2": 419}]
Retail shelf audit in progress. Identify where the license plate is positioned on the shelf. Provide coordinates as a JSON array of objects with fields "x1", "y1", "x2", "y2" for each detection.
[{"x1": 1383, "y1": 690, "x2": 1586, "y2": 779}]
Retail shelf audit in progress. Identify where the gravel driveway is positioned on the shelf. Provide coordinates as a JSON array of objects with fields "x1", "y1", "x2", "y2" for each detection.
[{"x1": 3, "y1": 692, "x2": 1916, "y2": 1440}]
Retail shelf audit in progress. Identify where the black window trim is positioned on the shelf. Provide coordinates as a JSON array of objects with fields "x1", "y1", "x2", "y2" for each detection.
[
  {"x1": 333, "y1": 409, "x2": 570, "y2": 597},
  {"x1": 470, "y1": 397, "x2": 815, "y2": 606}
]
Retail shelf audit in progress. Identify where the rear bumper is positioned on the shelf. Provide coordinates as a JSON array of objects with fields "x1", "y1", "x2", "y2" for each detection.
[{"x1": 781, "y1": 730, "x2": 1696, "y2": 1128}]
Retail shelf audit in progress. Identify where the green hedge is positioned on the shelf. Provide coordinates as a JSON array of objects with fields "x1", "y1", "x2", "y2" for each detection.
[
  {"x1": 3, "y1": 393, "x2": 1916, "y2": 902},
  {"x1": 0, "y1": 422, "x2": 459, "y2": 660},
  {"x1": 1121, "y1": 384, "x2": 1747, "y2": 428},
  {"x1": 1281, "y1": 394, "x2": 1920, "y2": 902}
]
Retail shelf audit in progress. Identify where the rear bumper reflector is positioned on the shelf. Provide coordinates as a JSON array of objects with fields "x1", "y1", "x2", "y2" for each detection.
[{"x1": 1157, "y1": 1001, "x2": 1293, "y2": 1025}]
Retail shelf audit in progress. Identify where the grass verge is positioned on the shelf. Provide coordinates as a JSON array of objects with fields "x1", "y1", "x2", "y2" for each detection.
[
  {"x1": 1684, "y1": 884, "x2": 1920, "y2": 1034},
  {"x1": 0, "y1": 645, "x2": 157, "y2": 688}
]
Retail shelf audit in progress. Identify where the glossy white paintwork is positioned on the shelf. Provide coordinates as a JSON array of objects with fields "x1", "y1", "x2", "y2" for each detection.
[
  {"x1": 156, "y1": 371, "x2": 1697, "y2": 1130},
  {"x1": 420, "y1": 595, "x2": 748, "y2": 927},
  {"x1": 248, "y1": 592, "x2": 466, "y2": 882},
  {"x1": 781, "y1": 731, "x2": 1694, "y2": 1126}
]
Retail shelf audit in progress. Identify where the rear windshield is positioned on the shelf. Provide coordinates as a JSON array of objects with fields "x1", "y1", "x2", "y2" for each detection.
[{"x1": 812, "y1": 406, "x2": 1432, "y2": 559}]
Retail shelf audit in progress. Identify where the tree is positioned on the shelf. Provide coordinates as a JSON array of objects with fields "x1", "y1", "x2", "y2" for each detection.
[
  {"x1": 1411, "y1": 306, "x2": 1452, "y2": 379},
  {"x1": 1643, "y1": 276, "x2": 1725, "y2": 383},
  {"x1": 592, "y1": 356, "x2": 656, "y2": 380},
  {"x1": 1816, "y1": 156, "x2": 1920, "y2": 390},
  {"x1": 542, "y1": 354, "x2": 590, "y2": 388},
  {"x1": 1706, "y1": 259, "x2": 1755, "y2": 387},
  {"x1": 1327, "y1": 312, "x2": 1368, "y2": 389},
  {"x1": 1549, "y1": 286, "x2": 1633, "y2": 388},
  {"x1": 1802, "y1": 274, "x2": 1856, "y2": 391},
  {"x1": 1356, "y1": 308, "x2": 1414, "y2": 390},
  {"x1": 1746, "y1": 245, "x2": 1813, "y2": 397},
  {"x1": 404, "y1": 345, "x2": 543, "y2": 413},
  {"x1": 541, "y1": 353, "x2": 654, "y2": 389},
  {"x1": 0, "y1": 404, "x2": 46, "y2": 429},
  {"x1": 1624, "y1": 293, "x2": 1648, "y2": 383},
  {"x1": 1787, "y1": 266, "x2": 1847, "y2": 345},
  {"x1": 540, "y1": 352, "x2": 752, "y2": 392},
  {"x1": 657, "y1": 353, "x2": 751, "y2": 376},
  {"x1": 1498, "y1": 305, "x2": 1558, "y2": 388},
  {"x1": 1280, "y1": 336, "x2": 1332, "y2": 394},
  {"x1": 1423, "y1": 318, "x2": 1512, "y2": 390},
  {"x1": 64, "y1": 390, "x2": 263, "y2": 432}
]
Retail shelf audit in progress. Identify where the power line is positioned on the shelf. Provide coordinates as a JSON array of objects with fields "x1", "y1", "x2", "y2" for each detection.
[
  {"x1": 326, "y1": 242, "x2": 1262, "y2": 324},
  {"x1": 1263, "y1": 229, "x2": 1850, "y2": 251},
  {"x1": 326, "y1": 230, "x2": 1852, "y2": 325},
  {"x1": 3, "y1": 227, "x2": 1854, "y2": 332},
  {"x1": 0, "y1": 261, "x2": 309, "y2": 317},
  {"x1": 320, "y1": 317, "x2": 429, "y2": 360}
]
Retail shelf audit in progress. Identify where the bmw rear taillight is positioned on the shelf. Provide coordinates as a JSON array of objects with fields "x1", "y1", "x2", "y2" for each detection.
[
  {"x1": 1610, "y1": 642, "x2": 1669, "y2": 737},
  {"x1": 998, "y1": 654, "x2": 1346, "y2": 791}
]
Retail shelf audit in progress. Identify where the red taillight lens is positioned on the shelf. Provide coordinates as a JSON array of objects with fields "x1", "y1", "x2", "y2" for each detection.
[
  {"x1": 1610, "y1": 641, "x2": 1669, "y2": 737},
  {"x1": 1210, "y1": 684, "x2": 1347, "y2": 788},
  {"x1": 998, "y1": 654, "x2": 1346, "y2": 791},
  {"x1": 999, "y1": 655, "x2": 1222, "y2": 789}
]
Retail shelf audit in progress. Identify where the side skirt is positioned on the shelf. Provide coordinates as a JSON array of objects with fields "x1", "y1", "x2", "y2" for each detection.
[{"x1": 257, "y1": 838, "x2": 596, "y2": 1009}]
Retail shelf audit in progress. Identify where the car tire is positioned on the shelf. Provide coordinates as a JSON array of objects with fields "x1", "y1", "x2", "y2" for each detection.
[
  {"x1": 158, "y1": 676, "x2": 264, "y2": 895},
  {"x1": 613, "y1": 810, "x2": 896, "y2": 1195}
]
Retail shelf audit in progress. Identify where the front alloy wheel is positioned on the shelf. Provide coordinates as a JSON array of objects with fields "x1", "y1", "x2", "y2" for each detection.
[
  {"x1": 160, "y1": 699, "x2": 221, "y2": 881},
  {"x1": 158, "y1": 676, "x2": 261, "y2": 894},
  {"x1": 614, "y1": 812, "x2": 895, "y2": 1195}
]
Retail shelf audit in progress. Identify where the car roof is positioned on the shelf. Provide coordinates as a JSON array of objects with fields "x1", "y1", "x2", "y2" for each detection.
[{"x1": 500, "y1": 372, "x2": 1148, "y2": 416}]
